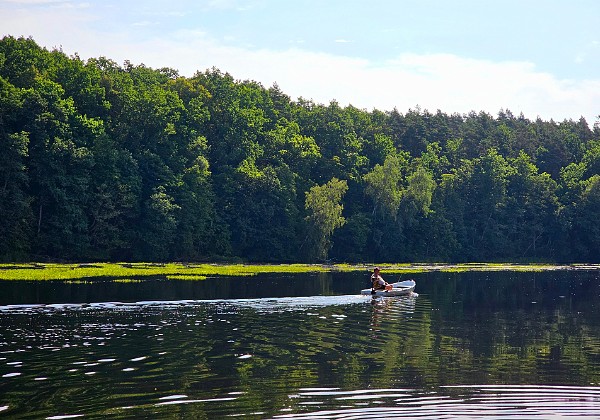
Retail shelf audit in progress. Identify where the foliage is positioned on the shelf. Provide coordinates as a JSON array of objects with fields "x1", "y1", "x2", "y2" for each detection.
[
  {"x1": 303, "y1": 178, "x2": 348, "y2": 260},
  {"x1": 1, "y1": 36, "x2": 599, "y2": 263},
  {"x1": 363, "y1": 153, "x2": 406, "y2": 219}
]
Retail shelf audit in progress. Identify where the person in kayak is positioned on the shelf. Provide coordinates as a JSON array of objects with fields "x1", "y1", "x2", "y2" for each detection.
[{"x1": 371, "y1": 267, "x2": 392, "y2": 293}]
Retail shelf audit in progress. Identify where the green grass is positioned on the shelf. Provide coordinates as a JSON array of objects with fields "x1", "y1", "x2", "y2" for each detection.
[{"x1": 0, "y1": 262, "x2": 598, "y2": 281}]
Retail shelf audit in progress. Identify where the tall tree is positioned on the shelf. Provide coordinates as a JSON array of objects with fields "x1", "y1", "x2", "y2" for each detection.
[
  {"x1": 0, "y1": 129, "x2": 32, "y2": 259},
  {"x1": 461, "y1": 149, "x2": 511, "y2": 259},
  {"x1": 303, "y1": 178, "x2": 348, "y2": 261},
  {"x1": 570, "y1": 175, "x2": 600, "y2": 262},
  {"x1": 363, "y1": 153, "x2": 407, "y2": 219},
  {"x1": 505, "y1": 152, "x2": 559, "y2": 259},
  {"x1": 0, "y1": 75, "x2": 32, "y2": 260},
  {"x1": 22, "y1": 78, "x2": 94, "y2": 258},
  {"x1": 395, "y1": 165, "x2": 437, "y2": 260}
]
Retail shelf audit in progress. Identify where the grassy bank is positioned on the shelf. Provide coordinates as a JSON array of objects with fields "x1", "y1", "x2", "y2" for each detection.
[{"x1": 0, "y1": 262, "x2": 599, "y2": 281}]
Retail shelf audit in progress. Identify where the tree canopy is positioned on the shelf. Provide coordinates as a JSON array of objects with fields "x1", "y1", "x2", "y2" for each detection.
[{"x1": 1, "y1": 36, "x2": 599, "y2": 262}]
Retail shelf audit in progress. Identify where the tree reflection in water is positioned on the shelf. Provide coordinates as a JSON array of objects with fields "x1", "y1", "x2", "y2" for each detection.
[{"x1": 0, "y1": 269, "x2": 600, "y2": 418}]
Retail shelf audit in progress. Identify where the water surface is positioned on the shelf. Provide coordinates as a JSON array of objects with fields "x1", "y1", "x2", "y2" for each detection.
[{"x1": 1, "y1": 270, "x2": 600, "y2": 418}]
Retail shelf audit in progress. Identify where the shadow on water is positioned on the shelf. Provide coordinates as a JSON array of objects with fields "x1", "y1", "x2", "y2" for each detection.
[{"x1": 1, "y1": 270, "x2": 600, "y2": 418}]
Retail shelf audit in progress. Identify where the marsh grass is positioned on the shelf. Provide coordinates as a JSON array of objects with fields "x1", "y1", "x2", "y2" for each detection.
[
  {"x1": 0, "y1": 262, "x2": 343, "y2": 281},
  {"x1": 0, "y1": 262, "x2": 597, "y2": 281},
  {"x1": 166, "y1": 275, "x2": 208, "y2": 281},
  {"x1": 112, "y1": 278, "x2": 143, "y2": 283}
]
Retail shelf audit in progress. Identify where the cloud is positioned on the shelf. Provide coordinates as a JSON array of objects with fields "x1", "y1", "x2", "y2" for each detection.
[
  {"x1": 204, "y1": 0, "x2": 262, "y2": 11},
  {"x1": 2, "y1": 0, "x2": 65, "y2": 4},
  {"x1": 131, "y1": 20, "x2": 158, "y2": 27},
  {"x1": 1, "y1": 0, "x2": 88, "y2": 8},
  {"x1": 1, "y1": 5, "x2": 598, "y2": 125},
  {"x1": 140, "y1": 36, "x2": 596, "y2": 124}
]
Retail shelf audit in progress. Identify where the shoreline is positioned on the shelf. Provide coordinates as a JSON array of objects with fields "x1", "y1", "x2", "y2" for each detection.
[{"x1": 1, "y1": 262, "x2": 599, "y2": 281}]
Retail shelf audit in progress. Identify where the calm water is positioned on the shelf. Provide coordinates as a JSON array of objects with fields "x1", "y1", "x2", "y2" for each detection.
[{"x1": 1, "y1": 270, "x2": 600, "y2": 418}]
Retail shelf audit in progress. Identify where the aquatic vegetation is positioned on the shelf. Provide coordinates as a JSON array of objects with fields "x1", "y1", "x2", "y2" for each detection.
[
  {"x1": 0, "y1": 262, "x2": 598, "y2": 281},
  {"x1": 166, "y1": 275, "x2": 208, "y2": 281},
  {"x1": 112, "y1": 278, "x2": 143, "y2": 283},
  {"x1": 0, "y1": 262, "x2": 336, "y2": 281},
  {"x1": 63, "y1": 279, "x2": 95, "y2": 284}
]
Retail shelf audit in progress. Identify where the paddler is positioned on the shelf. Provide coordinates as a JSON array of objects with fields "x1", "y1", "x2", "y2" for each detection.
[{"x1": 370, "y1": 267, "x2": 392, "y2": 294}]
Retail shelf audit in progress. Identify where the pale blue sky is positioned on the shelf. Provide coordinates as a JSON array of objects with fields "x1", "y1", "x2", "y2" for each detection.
[{"x1": 1, "y1": 0, "x2": 599, "y2": 123}]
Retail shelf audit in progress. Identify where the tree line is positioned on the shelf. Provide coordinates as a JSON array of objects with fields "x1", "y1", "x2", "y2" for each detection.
[{"x1": 1, "y1": 36, "x2": 599, "y2": 263}]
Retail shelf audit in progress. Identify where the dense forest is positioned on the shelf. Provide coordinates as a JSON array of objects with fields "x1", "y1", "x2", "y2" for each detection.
[{"x1": 1, "y1": 36, "x2": 599, "y2": 263}]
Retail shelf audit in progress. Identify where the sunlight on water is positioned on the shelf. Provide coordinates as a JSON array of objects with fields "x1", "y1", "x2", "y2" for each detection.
[
  {"x1": 272, "y1": 385, "x2": 600, "y2": 419},
  {"x1": 1, "y1": 271, "x2": 600, "y2": 418},
  {"x1": 0, "y1": 294, "x2": 383, "y2": 313}
]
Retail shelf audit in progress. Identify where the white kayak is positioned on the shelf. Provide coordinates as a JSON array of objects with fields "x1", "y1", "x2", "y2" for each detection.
[{"x1": 361, "y1": 279, "x2": 416, "y2": 297}]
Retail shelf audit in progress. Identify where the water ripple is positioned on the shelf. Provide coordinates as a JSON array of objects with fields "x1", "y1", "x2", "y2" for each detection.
[
  {"x1": 2, "y1": 272, "x2": 600, "y2": 418},
  {"x1": 272, "y1": 385, "x2": 600, "y2": 419},
  {"x1": 0, "y1": 294, "x2": 375, "y2": 314}
]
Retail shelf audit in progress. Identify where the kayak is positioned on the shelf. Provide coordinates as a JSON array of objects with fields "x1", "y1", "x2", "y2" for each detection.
[{"x1": 361, "y1": 279, "x2": 416, "y2": 297}]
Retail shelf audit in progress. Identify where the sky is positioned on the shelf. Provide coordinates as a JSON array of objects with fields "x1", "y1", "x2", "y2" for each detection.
[{"x1": 1, "y1": 0, "x2": 599, "y2": 124}]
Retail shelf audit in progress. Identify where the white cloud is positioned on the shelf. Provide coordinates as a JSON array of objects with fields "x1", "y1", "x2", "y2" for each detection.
[
  {"x1": 137, "y1": 37, "x2": 596, "y2": 124},
  {"x1": 2, "y1": 0, "x2": 65, "y2": 4},
  {"x1": 131, "y1": 20, "x2": 158, "y2": 27},
  {"x1": 1, "y1": 6, "x2": 598, "y2": 125},
  {"x1": 204, "y1": 0, "x2": 262, "y2": 11}
]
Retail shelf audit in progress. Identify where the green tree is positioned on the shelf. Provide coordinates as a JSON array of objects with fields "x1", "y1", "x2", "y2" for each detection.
[
  {"x1": 0, "y1": 74, "x2": 33, "y2": 260},
  {"x1": 505, "y1": 152, "x2": 559, "y2": 260},
  {"x1": 293, "y1": 100, "x2": 368, "y2": 182},
  {"x1": 0, "y1": 36, "x2": 48, "y2": 88},
  {"x1": 136, "y1": 185, "x2": 180, "y2": 260},
  {"x1": 262, "y1": 118, "x2": 320, "y2": 182},
  {"x1": 197, "y1": 69, "x2": 271, "y2": 169},
  {"x1": 402, "y1": 165, "x2": 436, "y2": 216},
  {"x1": 303, "y1": 178, "x2": 348, "y2": 261},
  {"x1": 417, "y1": 142, "x2": 451, "y2": 180},
  {"x1": 431, "y1": 171, "x2": 467, "y2": 260},
  {"x1": 0, "y1": 131, "x2": 32, "y2": 260},
  {"x1": 21, "y1": 77, "x2": 95, "y2": 258},
  {"x1": 394, "y1": 165, "x2": 437, "y2": 260},
  {"x1": 87, "y1": 130, "x2": 141, "y2": 260},
  {"x1": 460, "y1": 149, "x2": 511, "y2": 259},
  {"x1": 331, "y1": 212, "x2": 372, "y2": 262},
  {"x1": 363, "y1": 153, "x2": 407, "y2": 219},
  {"x1": 570, "y1": 175, "x2": 600, "y2": 262},
  {"x1": 216, "y1": 162, "x2": 299, "y2": 261},
  {"x1": 3, "y1": 35, "x2": 600, "y2": 263}
]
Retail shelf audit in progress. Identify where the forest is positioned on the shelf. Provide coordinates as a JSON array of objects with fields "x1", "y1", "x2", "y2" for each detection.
[{"x1": 1, "y1": 36, "x2": 599, "y2": 263}]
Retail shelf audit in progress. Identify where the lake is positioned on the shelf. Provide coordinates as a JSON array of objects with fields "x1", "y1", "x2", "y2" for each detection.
[{"x1": 1, "y1": 269, "x2": 600, "y2": 418}]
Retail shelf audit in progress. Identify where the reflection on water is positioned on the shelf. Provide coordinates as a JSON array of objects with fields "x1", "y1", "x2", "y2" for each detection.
[
  {"x1": 1, "y1": 270, "x2": 600, "y2": 418},
  {"x1": 276, "y1": 385, "x2": 600, "y2": 419}
]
